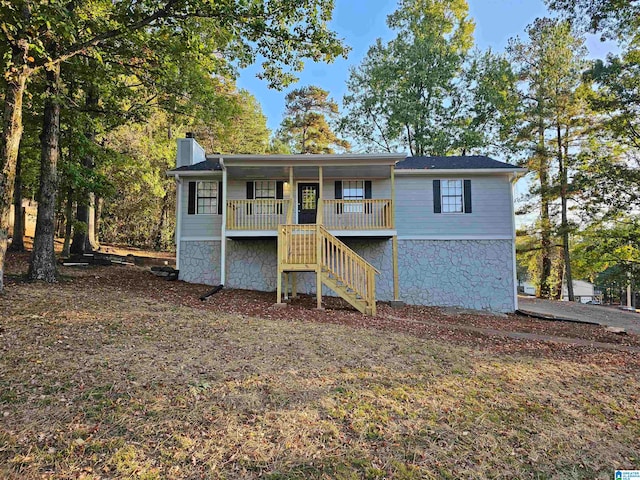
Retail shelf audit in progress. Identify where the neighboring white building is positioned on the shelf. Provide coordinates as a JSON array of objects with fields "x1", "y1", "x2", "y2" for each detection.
[
  {"x1": 562, "y1": 280, "x2": 601, "y2": 303},
  {"x1": 168, "y1": 137, "x2": 526, "y2": 313},
  {"x1": 520, "y1": 280, "x2": 536, "y2": 296}
]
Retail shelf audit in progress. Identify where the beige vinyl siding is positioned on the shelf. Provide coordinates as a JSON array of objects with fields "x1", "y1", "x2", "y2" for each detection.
[
  {"x1": 180, "y1": 175, "x2": 223, "y2": 238},
  {"x1": 394, "y1": 174, "x2": 513, "y2": 238}
]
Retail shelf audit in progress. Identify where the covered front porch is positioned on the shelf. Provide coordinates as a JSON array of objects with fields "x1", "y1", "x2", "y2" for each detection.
[{"x1": 221, "y1": 154, "x2": 401, "y2": 237}]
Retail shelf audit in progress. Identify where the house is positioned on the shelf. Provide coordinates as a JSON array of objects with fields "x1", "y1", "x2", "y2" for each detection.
[
  {"x1": 519, "y1": 280, "x2": 537, "y2": 296},
  {"x1": 562, "y1": 280, "x2": 601, "y2": 303},
  {"x1": 167, "y1": 136, "x2": 525, "y2": 314}
]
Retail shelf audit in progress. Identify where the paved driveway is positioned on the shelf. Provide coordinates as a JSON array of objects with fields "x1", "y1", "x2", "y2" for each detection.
[{"x1": 518, "y1": 296, "x2": 640, "y2": 334}]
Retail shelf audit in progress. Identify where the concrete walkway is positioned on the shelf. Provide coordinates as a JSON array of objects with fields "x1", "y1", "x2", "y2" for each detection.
[
  {"x1": 518, "y1": 296, "x2": 640, "y2": 335},
  {"x1": 385, "y1": 314, "x2": 640, "y2": 353}
]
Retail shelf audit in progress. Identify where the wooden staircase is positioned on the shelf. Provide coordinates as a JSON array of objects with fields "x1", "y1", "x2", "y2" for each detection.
[{"x1": 277, "y1": 224, "x2": 379, "y2": 315}]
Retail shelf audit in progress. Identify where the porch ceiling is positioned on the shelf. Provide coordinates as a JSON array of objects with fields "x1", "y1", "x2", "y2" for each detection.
[{"x1": 225, "y1": 164, "x2": 393, "y2": 179}]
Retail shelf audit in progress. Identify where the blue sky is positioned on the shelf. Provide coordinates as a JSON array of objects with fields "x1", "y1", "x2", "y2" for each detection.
[{"x1": 237, "y1": 0, "x2": 617, "y2": 136}]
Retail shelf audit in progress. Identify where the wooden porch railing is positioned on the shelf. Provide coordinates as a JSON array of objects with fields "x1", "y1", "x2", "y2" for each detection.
[
  {"x1": 226, "y1": 199, "x2": 290, "y2": 230},
  {"x1": 319, "y1": 225, "x2": 379, "y2": 314},
  {"x1": 278, "y1": 224, "x2": 317, "y2": 266},
  {"x1": 322, "y1": 199, "x2": 393, "y2": 230},
  {"x1": 277, "y1": 224, "x2": 379, "y2": 314}
]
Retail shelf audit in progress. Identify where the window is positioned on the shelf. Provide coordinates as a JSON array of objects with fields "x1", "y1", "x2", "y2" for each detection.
[
  {"x1": 254, "y1": 181, "x2": 276, "y2": 214},
  {"x1": 343, "y1": 180, "x2": 364, "y2": 213},
  {"x1": 441, "y1": 180, "x2": 463, "y2": 213},
  {"x1": 255, "y1": 181, "x2": 276, "y2": 200},
  {"x1": 196, "y1": 181, "x2": 217, "y2": 214}
]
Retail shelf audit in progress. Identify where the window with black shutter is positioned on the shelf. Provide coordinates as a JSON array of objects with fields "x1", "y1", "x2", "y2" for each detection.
[
  {"x1": 187, "y1": 181, "x2": 218, "y2": 215},
  {"x1": 434, "y1": 179, "x2": 472, "y2": 214}
]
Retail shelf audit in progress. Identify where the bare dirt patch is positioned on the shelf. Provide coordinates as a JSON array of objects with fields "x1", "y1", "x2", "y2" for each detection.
[{"x1": 2, "y1": 252, "x2": 640, "y2": 478}]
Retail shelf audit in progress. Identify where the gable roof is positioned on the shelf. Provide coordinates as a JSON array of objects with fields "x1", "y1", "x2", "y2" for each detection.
[
  {"x1": 395, "y1": 155, "x2": 521, "y2": 171},
  {"x1": 169, "y1": 158, "x2": 222, "y2": 172},
  {"x1": 167, "y1": 154, "x2": 525, "y2": 176}
]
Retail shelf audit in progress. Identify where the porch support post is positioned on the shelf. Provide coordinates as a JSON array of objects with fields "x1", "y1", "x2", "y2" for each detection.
[
  {"x1": 316, "y1": 224, "x2": 322, "y2": 309},
  {"x1": 220, "y1": 161, "x2": 227, "y2": 285},
  {"x1": 392, "y1": 235, "x2": 399, "y2": 301},
  {"x1": 292, "y1": 272, "x2": 297, "y2": 299},
  {"x1": 390, "y1": 165, "x2": 396, "y2": 229},
  {"x1": 287, "y1": 166, "x2": 294, "y2": 224},
  {"x1": 317, "y1": 166, "x2": 323, "y2": 225},
  {"x1": 277, "y1": 241, "x2": 282, "y2": 304},
  {"x1": 283, "y1": 272, "x2": 289, "y2": 300}
]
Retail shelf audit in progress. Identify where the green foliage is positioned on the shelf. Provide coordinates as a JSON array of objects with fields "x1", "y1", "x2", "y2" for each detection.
[
  {"x1": 570, "y1": 219, "x2": 640, "y2": 302},
  {"x1": 545, "y1": 0, "x2": 640, "y2": 45},
  {"x1": 277, "y1": 85, "x2": 349, "y2": 154},
  {"x1": 341, "y1": 0, "x2": 515, "y2": 156},
  {"x1": 195, "y1": 90, "x2": 271, "y2": 154},
  {"x1": 0, "y1": 0, "x2": 347, "y2": 88},
  {"x1": 99, "y1": 111, "x2": 178, "y2": 249},
  {"x1": 507, "y1": 18, "x2": 590, "y2": 298}
]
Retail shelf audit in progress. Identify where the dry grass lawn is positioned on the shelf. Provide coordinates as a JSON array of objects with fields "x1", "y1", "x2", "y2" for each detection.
[{"x1": 1, "y1": 255, "x2": 639, "y2": 479}]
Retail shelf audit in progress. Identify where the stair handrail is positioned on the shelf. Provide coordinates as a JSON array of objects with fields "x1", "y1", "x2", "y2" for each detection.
[
  {"x1": 318, "y1": 225, "x2": 380, "y2": 274},
  {"x1": 318, "y1": 225, "x2": 379, "y2": 313}
]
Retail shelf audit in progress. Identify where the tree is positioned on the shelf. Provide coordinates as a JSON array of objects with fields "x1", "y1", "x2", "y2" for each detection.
[
  {"x1": 546, "y1": 0, "x2": 640, "y2": 44},
  {"x1": 341, "y1": 0, "x2": 516, "y2": 156},
  {"x1": 0, "y1": 0, "x2": 347, "y2": 290},
  {"x1": 277, "y1": 86, "x2": 349, "y2": 154},
  {"x1": 195, "y1": 90, "x2": 271, "y2": 154},
  {"x1": 507, "y1": 19, "x2": 588, "y2": 299},
  {"x1": 100, "y1": 111, "x2": 179, "y2": 250}
]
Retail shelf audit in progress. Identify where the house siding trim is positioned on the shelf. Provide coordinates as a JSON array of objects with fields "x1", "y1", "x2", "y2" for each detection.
[
  {"x1": 182, "y1": 236, "x2": 222, "y2": 241},
  {"x1": 397, "y1": 235, "x2": 513, "y2": 240},
  {"x1": 175, "y1": 179, "x2": 183, "y2": 270}
]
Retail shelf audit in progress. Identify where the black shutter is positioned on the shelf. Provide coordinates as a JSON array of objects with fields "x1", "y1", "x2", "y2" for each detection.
[
  {"x1": 246, "y1": 181, "x2": 254, "y2": 215},
  {"x1": 217, "y1": 181, "x2": 223, "y2": 215},
  {"x1": 364, "y1": 180, "x2": 372, "y2": 213},
  {"x1": 464, "y1": 179, "x2": 472, "y2": 213},
  {"x1": 335, "y1": 181, "x2": 343, "y2": 214},
  {"x1": 433, "y1": 180, "x2": 441, "y2": 213},
  {"x1": 188, "y1": 181, "x2": 196, "y2": 215}
]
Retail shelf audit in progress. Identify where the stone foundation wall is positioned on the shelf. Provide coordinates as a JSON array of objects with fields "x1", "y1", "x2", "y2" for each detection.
[
  {"x1": 396, "y1": 239, "x2": 515, "y2": 312},
  {"x1": 178, "y1": 237, "x2": 515, "y2": 312},
  {"x1": 178, "y1": 241, "x2": 221, "y2": 285},
  {"x1": 225, "y1": 239, "x2": 278, "y2": 291}
]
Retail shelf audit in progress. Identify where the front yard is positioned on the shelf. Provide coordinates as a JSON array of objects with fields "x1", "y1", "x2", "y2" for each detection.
[{"x1": 1, "y1": 252, "x2": 639, "y2": 479}]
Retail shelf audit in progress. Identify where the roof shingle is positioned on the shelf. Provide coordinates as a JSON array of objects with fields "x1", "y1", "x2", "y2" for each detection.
[
  {"x1": 169, "y1": 159, "x2": 222, "y2": 172},
  {"x1": 395, "y1": 156, "x2": 520, "y2": 170}
]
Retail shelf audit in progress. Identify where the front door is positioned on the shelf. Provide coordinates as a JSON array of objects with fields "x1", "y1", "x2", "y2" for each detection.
[{"x1": 298, "y1": 183, "x2": 319, "y2": 224}]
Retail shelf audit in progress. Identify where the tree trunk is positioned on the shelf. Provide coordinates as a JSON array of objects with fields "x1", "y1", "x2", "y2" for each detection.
[
  {"x1": 8, "y1": 153, "x2": 25, "y2": 252},
  {"x1": 70, "y1": 85, "x2": 98, "y2": 254},
  {"x1": 0, "y1": 58, "x2": 29, "y2": 292},
  {"x1": 29, "y1": 63, "x2": 61, "y2": 282},
  {"x1": 88, "y1": 192, "x2": 99, "y2": 249},
  {"x1": 558, "y1": 123, "x2": 574, "y2": 301},
  {"x1": 94, "y1": 196, "x2": 103, "y2": 246},
  {"x1": 70, "y1": 201, "x2": 91, "y2": 254},
  {"x1": 538, "y1": 121, "x2": 552, "y2": 299},
  {"x1": 62, "y1": 190, "x2": 73, "y2": 257},
  {"x1": 154, "y1": 191, "x2": 169, "y2": 250}
]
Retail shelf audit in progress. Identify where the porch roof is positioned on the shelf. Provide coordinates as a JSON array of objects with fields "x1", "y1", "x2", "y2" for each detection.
[{"x1": 168, "y1": 153, "x2": 407, "y2": 179}]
